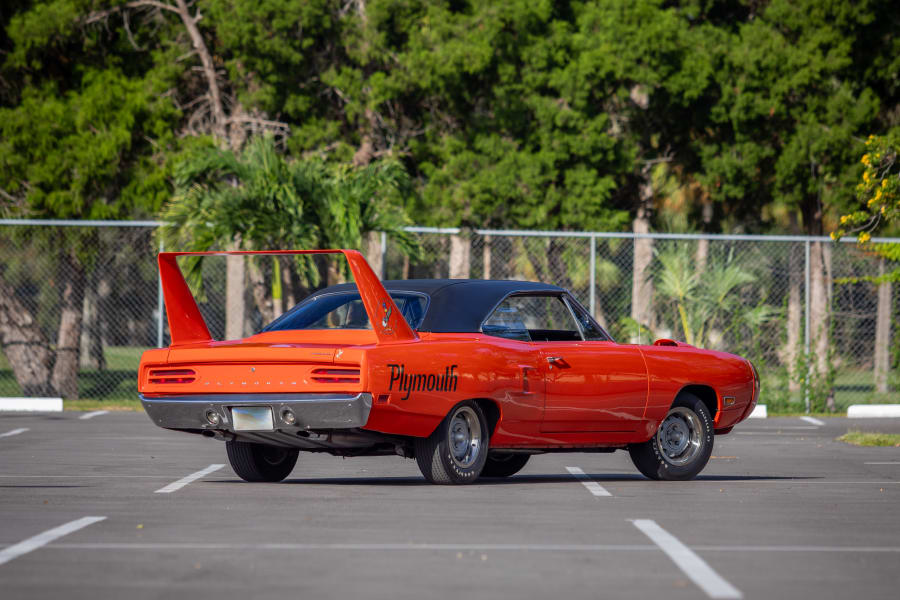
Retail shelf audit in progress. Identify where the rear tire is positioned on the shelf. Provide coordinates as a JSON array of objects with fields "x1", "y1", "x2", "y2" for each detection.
[
  {"x1": 226, "y1": 441, "x2": 299, "y2": 482},
  {"x1": 480, "y1": 453, "x2": 530, "y2": 478},
  {"x1": 415, "y1": 401, "x2": 489, "y2": 484},
  {"x1": 628, "y1": 392, "x2": 713, "y2": 481}
]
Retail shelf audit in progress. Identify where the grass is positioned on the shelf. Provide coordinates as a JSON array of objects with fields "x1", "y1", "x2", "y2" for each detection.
[
  {"x1": 761, "y1": 365, "x2": 898, "y2": 415},
  {"x1": 64, "y1": 399, "x2": 144, "y2": 412},
  {"x1": 1, "y1": 346, "x2": 147, "y2": 410},
  {"x1": 838, "y1": 430, "x2": 900, "y2": 447}
]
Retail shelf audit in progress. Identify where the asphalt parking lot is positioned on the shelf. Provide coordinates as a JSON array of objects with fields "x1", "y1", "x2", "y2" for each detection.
[{"x1": 1, "y1": 412, "x2": 898, "y2": 599}]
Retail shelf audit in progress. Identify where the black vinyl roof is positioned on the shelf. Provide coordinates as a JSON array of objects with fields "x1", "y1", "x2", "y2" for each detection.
[{"x1": 309, "y1": 279, "x2": 566, "y2": 333}]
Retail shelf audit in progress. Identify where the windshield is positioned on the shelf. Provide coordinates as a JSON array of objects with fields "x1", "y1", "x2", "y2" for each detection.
[{"x1": 261, "y1": 291, "x2": 428, "y2": 332}]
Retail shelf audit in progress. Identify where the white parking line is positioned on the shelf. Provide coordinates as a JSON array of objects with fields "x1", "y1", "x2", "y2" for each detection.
[
  {"x1": 0, "y1": 475, "x2": 176, "y2": 478},
  {"x1": 799, "y1": 416, "x2": 826, "y2": 426},
  {"x1": 632, "y1": 519, "x2": 742, "y2": 599},
  {"x1": 0, "y1": 516, "x2": 106, "y2": 567},
  {"x1": 154, "y1": 464, "x2": 225, "y2": 494},
  {"x1": 0, "y1": 428, "x2": 28, "y2": 438},
  {"x1": 79, "y1": 410, "x2": 109, "y2": 420},
  {"x1": 565, "y1": 466, "x2": 612, "y2": 497},
  {"x1": 865, "y1": 462, "x2": 900, "y2": 465},
  {"x1": 740, "y1": 425, "x2": 820, "y2": 431}
]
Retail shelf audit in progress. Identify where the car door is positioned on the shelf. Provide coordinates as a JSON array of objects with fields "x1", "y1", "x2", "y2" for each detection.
[{"x1": 497, "y1": 293, "x2": 648, "y2": 433}]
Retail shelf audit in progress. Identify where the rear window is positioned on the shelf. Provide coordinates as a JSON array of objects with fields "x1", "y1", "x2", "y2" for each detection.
[{"x1": 261, "y1": 291, "x2": 428, "y2": 332}]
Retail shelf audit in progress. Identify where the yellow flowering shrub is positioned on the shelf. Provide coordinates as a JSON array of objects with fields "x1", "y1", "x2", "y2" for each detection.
[{"x1": 832, "y1": 133, "x2": 900, "y2": 282}]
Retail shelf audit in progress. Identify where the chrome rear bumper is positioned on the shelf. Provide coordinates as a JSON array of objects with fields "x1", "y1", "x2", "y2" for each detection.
[{"x1": 140, "y1": 392, "x2": 372, "y2": 433}]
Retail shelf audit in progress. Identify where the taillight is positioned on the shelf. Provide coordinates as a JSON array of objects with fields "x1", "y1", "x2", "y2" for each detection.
[
  {"x1": 311, "y1": 368, "x2": 360, "y2": 384},
  {"x1": 149, "y1": 369, "x2": 196, "y2": 384}
]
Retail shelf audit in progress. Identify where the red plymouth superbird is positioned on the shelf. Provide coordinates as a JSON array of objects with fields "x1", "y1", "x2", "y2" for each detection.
[{"x1": 139, "y1": 250, "x2": 759, "y2": 485}]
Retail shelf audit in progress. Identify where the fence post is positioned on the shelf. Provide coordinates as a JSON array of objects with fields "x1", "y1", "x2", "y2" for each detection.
[
  {"x1": 589, "y1": 234, "x2": 596, "y2": 317},
  {"x1": 804, "y1": 239, "x2": 811, "y2": 413},
  {"x1": 157, "y1": 238, "x2": 164, "y2": 348}
]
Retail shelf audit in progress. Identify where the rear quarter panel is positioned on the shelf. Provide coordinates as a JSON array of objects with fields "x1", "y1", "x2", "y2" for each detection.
[{"x1": 362, "y1": 334, "x2": 544, "y2": 442}]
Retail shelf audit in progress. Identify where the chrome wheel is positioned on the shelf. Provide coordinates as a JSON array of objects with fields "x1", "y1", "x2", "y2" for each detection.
[
  {"x1": 415, "y1": 401, "x2": 490, "y2": 484},
  {"x1": 448, "y1": 406, "x2": 482, "y2": 469},
  {"x1": 655, "y1": 407, "x2": 703, "y2": 466}
]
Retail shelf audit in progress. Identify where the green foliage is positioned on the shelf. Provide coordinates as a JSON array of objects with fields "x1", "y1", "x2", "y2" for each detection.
[
  {"x1": 832, "y1": 132, "x2": 900, "y2": 282},
  {"x1": 653, "y1": 244, "x2": 763, "y2": 348},
  {"x1": 698, "y1": 0, "x2": 885, "y2": 233},
  {"x1": 204, "y1": 0, "x2": 337, "y2": 121},
  {"x1": 793, "y1": 348, "x2": 837, "y2": 413},
  {"x1": 159, "y1": 134, "x2": 419, "y2": 291},
  {"x1": 1, "y1": 0, "x2": 184, "y2": 220},
  {"x1": 0, "y1": 68, "x2": 177, "y2": 218},
  {"x1": 2, "y1": 0, "x2": 899, "y2": 237}
]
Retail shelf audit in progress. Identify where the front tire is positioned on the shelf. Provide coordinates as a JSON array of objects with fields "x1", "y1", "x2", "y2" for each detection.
[
  {"x1": 480, "y1": 453, "x2": 530, "y2": 478},
  {"x1": 415, "y1": 401, "x2": 489, "y2": 484},
  {"x1": 226, "y1": 441, "x2": 299, "y2": 482},
  {"x1": 628, "y1": 393, "x2": 713, "y2": 481}
]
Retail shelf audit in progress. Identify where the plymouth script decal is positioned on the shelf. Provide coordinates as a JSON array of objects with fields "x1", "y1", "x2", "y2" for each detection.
[{"x1": 388, "y1": 364, "x2": 458, "y2": 400}]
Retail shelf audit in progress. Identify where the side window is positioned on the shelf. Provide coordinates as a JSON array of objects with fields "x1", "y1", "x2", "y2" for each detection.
[
  {"x1": 565, "y1": 296, "x2": 611, "y2": 341},
  {"x1": 482, "y1": 295, "x2": 582, "y2": 342}
]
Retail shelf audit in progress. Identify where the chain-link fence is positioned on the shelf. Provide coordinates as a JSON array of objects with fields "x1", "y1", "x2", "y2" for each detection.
[{"x1": 1, "y1": 221, "x2": 897, "y2": 412}]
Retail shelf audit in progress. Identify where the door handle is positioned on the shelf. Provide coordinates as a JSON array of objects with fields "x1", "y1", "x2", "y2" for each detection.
[{"x1": 546, "y1": 356, "x2": 563, "y2": 366}]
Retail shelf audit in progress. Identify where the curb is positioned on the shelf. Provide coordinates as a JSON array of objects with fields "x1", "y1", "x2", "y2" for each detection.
[
  {"x1": 748, "y1": 404, "x2": 767, "y2": 419},
  {"x1": 0, "y1": 397, "x2": 63, "y2": 412},
  {"x1": 847, "y1": 404, "x2": 900, "y2": 418}
]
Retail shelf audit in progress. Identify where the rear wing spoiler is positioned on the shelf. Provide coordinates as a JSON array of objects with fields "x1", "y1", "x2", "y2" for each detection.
[{"x1": 158, "y1": 249, "x2": 418, "y2": 346}]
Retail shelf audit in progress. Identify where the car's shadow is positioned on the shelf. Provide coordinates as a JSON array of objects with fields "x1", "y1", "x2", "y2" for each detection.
[{"x1": 210, "y1": 473, "x2": 819, "y2": 486}]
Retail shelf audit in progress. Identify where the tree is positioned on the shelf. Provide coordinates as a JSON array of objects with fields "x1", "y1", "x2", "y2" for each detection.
[
  {"x1": 158, "y1": 135, "x2": 419, "y2": 336},
  {"x1": 832, "y1": 132, "x2": 900, "y2": 269},
  {"x1": 695, "y1": 0, "x2": 892, "y2": 409},
  {"x1": 832, "y1": 132, "x2": 900, "y2": 394},
  {"x1": 0, "y1": 3, "x2": 180, "y2": 398}
]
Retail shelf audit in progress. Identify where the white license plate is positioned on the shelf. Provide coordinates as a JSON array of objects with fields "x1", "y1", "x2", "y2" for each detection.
[{"x1": 231, "y1": 406, "x2": 274, "y2": 431}]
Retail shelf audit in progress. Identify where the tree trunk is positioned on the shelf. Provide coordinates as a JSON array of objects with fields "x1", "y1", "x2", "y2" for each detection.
[
  {"x1": 327, "y1": 262, "x2": 346, "y2": 286},
  {"x1": 785, "y1": 241, "x2": 803, "y2": 392},
  {"x1": 226, "y1": 252, "x2": 245, "y2": 340},
  {"x1": 247, "y1": 258, "x2": 274, "y2": 326},
  {"x1": 80, "y1": 270, "x2": 110, "y2": 370},
  {"x1": 80, "y1": 273, "x2": 99, "y2": 368},
  {"x1": 0, "y1": 277, "x2": 55, "y2": 396},
  {"x1": 171, "y1": 0, "x2": 229, "y2": 144},
  {"x1": 695, "y1": 200, "x2": 713, "y2": 273},
  {"x1": 51, "y1": 250, "x2": 86, "y2": 400},
  {"x1": 433, "y1": 238, "x2": 445, "y2": 278},
  {"x1": 631, "y1": 179, "x2": 654, "y2": 333},
  {"x1": 280, "y1": 257, "x2": 297, "y2": 312},
  {"x1": 808, "y1": 240, "x2": 832, "y2": 409},
  {"x1": 547, "y1": 238, "x2": 572, "y2": 290},
  {"x1": 482, "y1": 235, "x2": 492, "y2": 280},
  {"x1": 874, "y1": 259, "x2": 892, "y2": 394},
  {"x1": 365, "y1": 231, "x2": 384, "y2": 279},
  {"x1": 449, "y1": 233, "x2": 471, "y2": 279}
]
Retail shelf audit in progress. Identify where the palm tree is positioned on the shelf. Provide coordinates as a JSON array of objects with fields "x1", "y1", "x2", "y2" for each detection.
[
  {"x1": 654, "y1": 244, "x2": 763, "y2": 348},
  {"x1": 158, "y1": 135, "x2": 419, "y2": 337}
]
